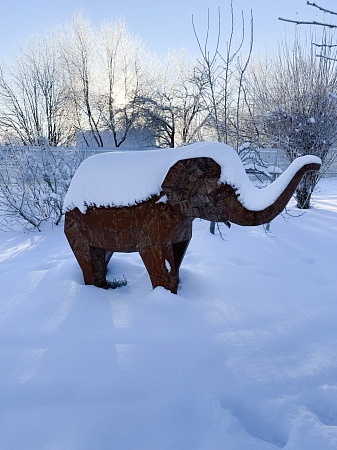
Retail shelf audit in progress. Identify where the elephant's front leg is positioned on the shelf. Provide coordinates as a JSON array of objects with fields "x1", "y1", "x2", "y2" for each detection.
[{"x1": 140, "y1": 245, "x2": 180, "y2": 294}]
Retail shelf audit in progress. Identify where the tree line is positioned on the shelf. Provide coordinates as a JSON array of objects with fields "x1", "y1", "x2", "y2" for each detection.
[{"x1": 1, "y1": 11, "x2": 337, "y2": 152}]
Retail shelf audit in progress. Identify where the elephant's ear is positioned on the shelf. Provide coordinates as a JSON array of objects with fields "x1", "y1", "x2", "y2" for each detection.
[{"x1": 161, "y1": 157, "x2": 221, "y2": 217}]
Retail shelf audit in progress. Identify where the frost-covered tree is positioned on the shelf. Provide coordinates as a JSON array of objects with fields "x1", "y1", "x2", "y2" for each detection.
[
  {"x1": 250, "y1": 35, "x2": 337, "y2": 209},
  {"x1": 0, "y1": 145, "x2": 80, "y2": 230},
  {"x1": 0, "y1": 36, "x2": 72, "y2": 146},
  {"x1": 59, "y1": 14, "x2": 103, "y2": 147},
  {"x1": 96, "y1": 20, "x2": 148, "y2": 147},
  {"x1": 60, "y1": 15, "x2": 150, "y2": 147},
  {"x1": 0, "y1": 14, "x2": 153, "y2": 148}
]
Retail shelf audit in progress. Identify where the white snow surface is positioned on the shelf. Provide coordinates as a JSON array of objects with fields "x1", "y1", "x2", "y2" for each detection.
[
  {"x1": 1, "y1": 177, "x2": 337, "y2": 449},
  {"x1": 63, "y1": 142, "x2": 321, "y2": 213}
]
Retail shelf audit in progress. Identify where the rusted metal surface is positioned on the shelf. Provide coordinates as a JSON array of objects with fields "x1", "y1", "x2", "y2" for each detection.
[
  {"x1": 64, "y1": 156, "x2": 320, "y2": 293},
  {"x1": 65, "y1": 195, "x2": 192, "y2": 293}
]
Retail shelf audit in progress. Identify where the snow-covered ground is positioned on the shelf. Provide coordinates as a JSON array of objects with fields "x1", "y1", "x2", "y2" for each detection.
[{"x1": 1, "y1": 177, "x2": 337, "y2": 450}]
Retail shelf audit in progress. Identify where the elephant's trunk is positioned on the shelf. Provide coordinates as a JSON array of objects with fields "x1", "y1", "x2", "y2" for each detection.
[{"x1": 219, "y1": 159, "x2": 321, "y2": 226}]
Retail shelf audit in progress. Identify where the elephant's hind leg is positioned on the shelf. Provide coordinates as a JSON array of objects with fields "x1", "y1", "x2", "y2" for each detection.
[
  {"x1": 88, "y1": 246, "x2": 112, "y2": 288},
  {"x1": 65, "y1": 211, "x2": 112, "y2": 288},
  {"x1": 68, "y1": 236, "x2": 111, "y2": 288},
  {"x1": 140, "y1": 245, "x2": 180, "y2": 294}
]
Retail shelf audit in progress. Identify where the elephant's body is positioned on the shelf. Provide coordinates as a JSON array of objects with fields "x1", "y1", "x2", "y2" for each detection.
[
  {"x1": 64, "y1": 143, "x2": 321, "y2": 294},
  {"x1": 64, "y1": 195, "x2": 192, "y2": 293}
]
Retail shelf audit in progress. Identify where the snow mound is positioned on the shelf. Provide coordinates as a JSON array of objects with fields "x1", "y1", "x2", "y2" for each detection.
[{"x1": 63, "y1": 142, "x2": 321, "y2": 213}]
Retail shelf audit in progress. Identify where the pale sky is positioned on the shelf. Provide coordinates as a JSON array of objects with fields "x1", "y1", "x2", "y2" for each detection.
[{"x1": 1, "y1": 0, "x2": 336, "y2": 60}]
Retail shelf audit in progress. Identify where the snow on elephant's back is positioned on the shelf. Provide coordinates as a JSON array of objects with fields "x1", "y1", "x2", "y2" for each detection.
[{"x1": 63, "y1": 142, "x2": 322, "y2": 213}]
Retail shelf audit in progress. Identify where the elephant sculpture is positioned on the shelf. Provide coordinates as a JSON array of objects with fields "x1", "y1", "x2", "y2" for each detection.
[{"x1": 64, "y1": 142, "x2": 321, "y2": 293}]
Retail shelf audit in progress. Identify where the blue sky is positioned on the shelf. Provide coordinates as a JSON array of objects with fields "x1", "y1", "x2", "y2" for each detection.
[{"x1": 1, "y1": 0, "x2": 336, "y2": 60}]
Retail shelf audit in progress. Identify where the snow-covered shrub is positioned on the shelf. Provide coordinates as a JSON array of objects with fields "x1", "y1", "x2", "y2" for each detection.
[
  {"x1": 0, "y1": 145, "x2": 81, "y2": 230},
  {"x1": 107, "y1": 277, "x2": 128, "y2": 289},
  {"x1": 238, "y1": 142, "x2": 282, "y2": 185}
]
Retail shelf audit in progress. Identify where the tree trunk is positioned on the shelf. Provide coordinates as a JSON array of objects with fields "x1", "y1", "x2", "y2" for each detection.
[{"x1": 295, "y1": 171, "x2": 317, "y2": 209}]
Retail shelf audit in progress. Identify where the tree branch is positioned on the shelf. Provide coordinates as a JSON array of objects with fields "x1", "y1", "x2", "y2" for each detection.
[
  {"x1": 312, "y1": 42, "x2": 337, "y2": 48},
  {"x1": 278, "y1": 17, "x2": 337, "y2": 28},
  {"x1": 315, "y1": 53, "x2": 337, "y2": 61},
  {"x1": 307, "y1": 1, "x2": 337, "y2": 16}
]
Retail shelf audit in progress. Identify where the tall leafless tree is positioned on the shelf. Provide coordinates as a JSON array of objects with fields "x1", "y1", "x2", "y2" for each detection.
[
  {"x1": 0, "y1": 37, "x2": 72, "y2": 146},
  {"x1": 192, "y1": 1, "x2": 253, "y2": 149},
  {"x1": 96, "y1": 20, "x2": 149, "y2": 147},
  {"x1": 60, "y1": 14, "x2": 104, "y2": 147}
]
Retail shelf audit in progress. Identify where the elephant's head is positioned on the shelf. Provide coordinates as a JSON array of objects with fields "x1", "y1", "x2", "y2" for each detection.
[{"x1": 161, "y1": 155, "x2": 321, "y2": 226}]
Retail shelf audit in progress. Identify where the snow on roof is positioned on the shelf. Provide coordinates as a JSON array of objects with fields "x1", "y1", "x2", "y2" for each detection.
[{"x1": 63, "y1": 142, "x2": 321, "y2": 214}]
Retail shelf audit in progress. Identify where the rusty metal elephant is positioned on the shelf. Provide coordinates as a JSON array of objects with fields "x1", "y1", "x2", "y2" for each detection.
[{"x1": 64, "y1": 143, "x2": 321, "y2": 293}]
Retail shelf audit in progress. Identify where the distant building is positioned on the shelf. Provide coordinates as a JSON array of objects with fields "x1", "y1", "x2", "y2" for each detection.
[{"x1": 76, "y1": 129, "x2": 156, "y2": 150}]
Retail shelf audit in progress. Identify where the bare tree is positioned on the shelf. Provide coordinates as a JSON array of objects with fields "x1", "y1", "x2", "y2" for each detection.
[
  {"x1": 138, "y1": 52, "x2": 207, "y2": 148},
  {"x1": 192, "y1": 1, "x2": 253, "y2": 149},
  {"x1": 0, "y1": 37, "x2": 72, "y2": 146},
  {"x1": 96, "y1": 20, "x2": 150, "y2": 147},
  {"x1": 59, "y1": 15, "x2": 152, "y2": 148},
  {"x1": 60, "y1": 14, "x2": 104, "y2": 147},
  {"x1": 137, "y1": 90, "x2": 176, "y2": 148}
]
